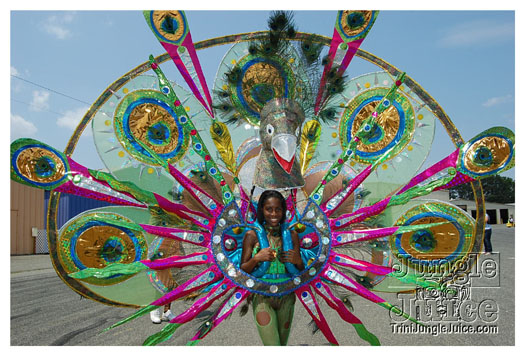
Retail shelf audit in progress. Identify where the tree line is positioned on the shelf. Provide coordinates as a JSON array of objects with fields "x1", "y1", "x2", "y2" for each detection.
[{"x1": 449, "y1": 175, "x2": 515, "y2": 204}]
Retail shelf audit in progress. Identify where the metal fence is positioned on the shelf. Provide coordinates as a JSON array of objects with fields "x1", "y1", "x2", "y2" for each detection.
[{"x1": 35, "y1": 229, "x2": 49, "y2": 254}]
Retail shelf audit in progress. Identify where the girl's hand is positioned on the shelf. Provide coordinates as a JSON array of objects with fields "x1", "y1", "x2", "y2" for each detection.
[
  {"x1": 254, "y1": 247, "x2": 276, "y2": 262},
  {"x1": 280, "y1": 249, "x2": 302, "y2": 265}
]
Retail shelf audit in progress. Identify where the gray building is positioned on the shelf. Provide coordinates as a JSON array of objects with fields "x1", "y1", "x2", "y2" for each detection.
[{"x1": 427, "y1": 189, "x2": 514, "y2": 225}]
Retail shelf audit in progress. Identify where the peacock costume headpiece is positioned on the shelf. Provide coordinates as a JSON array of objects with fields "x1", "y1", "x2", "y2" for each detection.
[{"x1": 254, "y1": 98, "x2": 305, "y2": 189}]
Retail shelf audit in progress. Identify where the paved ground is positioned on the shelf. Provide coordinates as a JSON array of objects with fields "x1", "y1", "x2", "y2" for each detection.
[{"x1": 11, "y1": 225, "x2": 514, "y2": 346}]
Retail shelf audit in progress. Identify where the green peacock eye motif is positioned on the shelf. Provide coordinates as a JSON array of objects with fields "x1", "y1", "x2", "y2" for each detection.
[
  {"x1": 346, "y1": 12, "x2": 366, "y2": 29},
  {"x1": 34, "y1": 156, "x2": 56, "y2": 177},
  {"x1": 472, "y1": 146, "x2": 493, "y2": 167},
  {"x1": 409, "y1": 229, "x2": 437, "y2": 253}
]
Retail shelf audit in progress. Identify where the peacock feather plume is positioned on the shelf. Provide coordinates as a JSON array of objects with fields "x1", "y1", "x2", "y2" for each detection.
[{"x1": 299, "y1": 120, "x2": 322, "y2": 174}]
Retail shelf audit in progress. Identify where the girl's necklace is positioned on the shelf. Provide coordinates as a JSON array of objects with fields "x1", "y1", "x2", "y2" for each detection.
[
  {"x1": 265, "y1": 225, "x2": 282, "y2": 250},
  {"x1": 265, "y1": 225, "x2": 280, "y2": 237}
]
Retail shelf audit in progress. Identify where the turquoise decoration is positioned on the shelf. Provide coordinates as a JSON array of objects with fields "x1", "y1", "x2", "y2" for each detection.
[
  {"x1": 281, "y1": 222, "x2": 301, "y2": 275},
  {"x1": 247, "y1": 220, "x2": 300, "y2": 277},
  {"x1": 248, "y1": 220, "x2": 271, "y2": 278},
  {"x1": 101, "y1": 237, "x2": 126, "y2": 263}
]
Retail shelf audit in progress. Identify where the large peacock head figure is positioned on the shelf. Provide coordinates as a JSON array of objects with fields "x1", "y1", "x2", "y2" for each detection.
[{"x1": 254, "y1": 98, "x2": 305, "y2": 189}]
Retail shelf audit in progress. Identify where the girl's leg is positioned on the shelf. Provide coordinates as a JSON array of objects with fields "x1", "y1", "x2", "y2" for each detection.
[
  {"x1": 276, "y1": 294, "x2": 295, "y2": 345},
  {"x1": 252, "y1": 295, "x2": 281, "y2": 346}
]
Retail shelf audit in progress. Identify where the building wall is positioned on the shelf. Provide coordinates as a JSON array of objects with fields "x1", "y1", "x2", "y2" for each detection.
[
  {"x1": 11, "y1": 181, "x2": 113, "y2": 255},
  {"x1": 11, "y1": 181, "x2": 45, "y2": 255},
  {"x1": 44, "y1": 191, "x2": 113, "y2": 230},
  {"x1": 426, "y1": 189, "x2": 514, "y2": 224}
]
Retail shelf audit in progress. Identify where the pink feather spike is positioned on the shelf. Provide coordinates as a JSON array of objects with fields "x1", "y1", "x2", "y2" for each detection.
[
  {"x1": 151, "y1": 266, "x2": 222, "y2": 307},
  {"x1": 331, "y1": 196, "x2": 392, "y2": 230},
  {"x1": 154, "y1": 193, "x2": 215, "y2": 230},
  {"x1": 311, "y1": 279, "x2": 362, "y2": 323},
  {"x1": 168, "y1": 163, "x2": 223, "y2": 217},
  {"x1": 332, "y1": 226, "x2": 399, "y2": 246},
  {"x1": 144, "y1": 10, "x2": 214, "y2": 117},
  {"x1": 140, "y1": 224, "x2": 210, "y2": 247},
  {"x1": 394, "y1": 146, "x2": 476, "y2": 195},
  {"x1": 330, "y1": 252, "x2": 393, "y2": 275},
  {"x1": 438, "y1": 172, "x2": 474, "y2": 190},
  {"x1": 314, "y1": 11, "x2": 378, "y2": 115},
  {"x1": 320, "y1": 164, "x2": 373, "y2": 217},
  {"x1": 142, "y1": 251, "x2": 211, "y2": 269},
  {"x1": 57, "y1": 159, "x2": 147, "y2": 207},
  {"x1": 239, "y1": 185, "x2": 256, "y2": 222},
  {"x1": 314, "y1": 29, "x2": 363, "y2": 114},
  {"x1": 144, "y1": 11, "x2": 214, "y2": 116},
  {"x1": 311, "y1": 279, "x2": 380, "y2": 345},
  {"x1": 54, "y1": 180, "x2": 146, "y2": 208},
  {"x1": 322, "y1": 265, "x2": 385, "y2": 304},
  {"x1": 396, "y1": 149, "x2": 460, "y2": 195},
  {"x1": 188, "y1": 288, "x2": 250, "y2": 343},
  {"x1": 167, "y1": 280, "x2": 232, "y2": 324},
  {"x1": 295, "y1": 285, "x2": 339, "y2": 346},
  {"x1": 180, "y1": 31, "x2": 214, "y2": 116},
  {"x1": 162, "y1": 36, "x2": 213, "y2": 116},
  {"x1": 285, "y1": 188, "x2": 297, "y2": 222}
]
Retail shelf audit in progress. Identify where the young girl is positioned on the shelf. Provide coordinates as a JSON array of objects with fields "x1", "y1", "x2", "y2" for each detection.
[{"x1": 240, "y1": 190, "x2": 304, "y2": 345}]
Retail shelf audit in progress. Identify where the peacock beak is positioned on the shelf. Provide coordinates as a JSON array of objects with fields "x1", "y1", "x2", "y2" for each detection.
[{"x1": 271, "y1": 134, "x2": 297, "y2": 174}]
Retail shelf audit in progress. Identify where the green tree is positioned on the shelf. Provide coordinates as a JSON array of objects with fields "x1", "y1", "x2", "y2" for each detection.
[{"x1": 449, "y1": 175, "x2": 515, "y2": 203}]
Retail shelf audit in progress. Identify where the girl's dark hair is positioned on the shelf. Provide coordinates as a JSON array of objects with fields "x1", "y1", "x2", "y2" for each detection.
[{"x1": 256, "y1": 190, "x2": 287, "y2": 225}]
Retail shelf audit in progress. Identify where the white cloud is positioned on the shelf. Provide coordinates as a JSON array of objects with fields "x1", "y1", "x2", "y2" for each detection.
[
  {"x1": 42, "y1": 12, "x2": 76, "y2": 40},
  {"x1": 11, "y1": 114, "x2": 37, "y2": 140},
  {"x1": 30, "y1": 90, "x2": 50, "y2": 111},
  {"x1": 56, "y1": 107, "x2": 91, "y2": 135},
  {"x1": 437, "y1": 20, "x2": 513, "y2": 47},
  {"x1": 482, "y1": 94, "x2": 513, "y2": 107},
  {"x1": 62, "y1": 12, "x2": 76, "y2": 23},
  {"x1": 11, "y1": 66, "x2": 23, "y2": 93}
]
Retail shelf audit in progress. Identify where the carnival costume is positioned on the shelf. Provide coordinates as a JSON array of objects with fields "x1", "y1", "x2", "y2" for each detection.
[{"x1": 10, "y1": 11, "x2": 515, "y2": 346}]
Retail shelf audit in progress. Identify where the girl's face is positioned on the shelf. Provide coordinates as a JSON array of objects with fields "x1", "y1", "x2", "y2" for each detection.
[{"x1": 263, "y1": 197, "x2": 283, "y2": 227}]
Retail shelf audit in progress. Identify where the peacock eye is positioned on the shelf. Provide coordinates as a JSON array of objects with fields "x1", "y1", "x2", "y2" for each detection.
[{"x1": 266, "y1": 124, "x2": 275, "y2": 136}]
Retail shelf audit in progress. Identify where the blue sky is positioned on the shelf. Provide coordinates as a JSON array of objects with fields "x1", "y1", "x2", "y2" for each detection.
[{"x1": 9, "y1": 8, "x2": 516, "y2": 179}]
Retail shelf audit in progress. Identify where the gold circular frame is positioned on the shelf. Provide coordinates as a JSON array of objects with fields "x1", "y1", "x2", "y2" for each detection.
[{"x1": 47, "y1": 30, "x2": 485, "y2": 307}]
